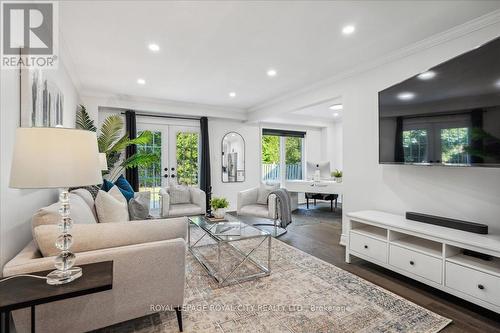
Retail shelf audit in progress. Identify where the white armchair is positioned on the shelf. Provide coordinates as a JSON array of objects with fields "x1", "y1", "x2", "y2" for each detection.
[
  {"x1": 237, "y1": 187, "x2": 277, "y2": 219},
  {"x1": 160, "y1": 186, "x2": 206, "y2": 218}
]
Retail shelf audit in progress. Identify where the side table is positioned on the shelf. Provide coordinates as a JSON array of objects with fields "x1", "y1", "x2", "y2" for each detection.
[{"x1": 0, "y1": 261, "x2": 113, "y2": 333}]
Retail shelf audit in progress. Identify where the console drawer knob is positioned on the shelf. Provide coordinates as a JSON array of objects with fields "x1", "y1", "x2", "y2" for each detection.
[
  {"x1": 409, "y1": 261, "x2": 415, "y2": 266},
  {"x1": 478, "y1": 284, "x2": 485, "y2": 290},
  {"x1": 364, "y1": 245, "x2": 368, "y2": 249}
]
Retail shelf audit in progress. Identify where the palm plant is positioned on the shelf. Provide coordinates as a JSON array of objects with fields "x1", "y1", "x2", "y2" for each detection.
[{"x1": 76, "y1": 105, "x2": 159, "y2": 181}]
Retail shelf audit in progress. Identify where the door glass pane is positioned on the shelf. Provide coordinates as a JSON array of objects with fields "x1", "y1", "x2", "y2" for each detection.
[
  {"x1": 403, "y1": 129, "x2": 428, "y2": 163},
  {"x1": 137, "y1": 131, "x2": 162, "y2": 209},
  {"x1": 176, "y1": 132, "x2": 199, "y2": 185},
  {"x1": 285, "y1": 137, "x2": 303, "y2": 180},
  {"x1": 441, "y1": 127, "x2": 470, "y2": 164},
  {"x1": 261, "y1": 135, "x2": 280, "y2": 181}
]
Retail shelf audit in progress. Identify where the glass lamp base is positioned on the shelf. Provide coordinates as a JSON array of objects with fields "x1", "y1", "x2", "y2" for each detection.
[{"x1": 46, "y1": 267, "x2": 82, "y2": 285}]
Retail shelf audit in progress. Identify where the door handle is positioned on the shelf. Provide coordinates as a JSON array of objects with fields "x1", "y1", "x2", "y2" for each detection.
[
  {"x1": 163, "y1": 174, "x2": 169, "y2": 178},
  {"x1": 171, "y1": 174, "x2": 176, "y2": 178}
]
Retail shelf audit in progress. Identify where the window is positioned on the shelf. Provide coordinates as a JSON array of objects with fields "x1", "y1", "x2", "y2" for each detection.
[
  {"x1": 441, "y1": 127, "x2": 470, "y2": 164},
  {"x1": 261, "y1": 129, "x2": 305, "y2": 183},
  {"x1": 176, "y1": 132, "x2": 199, "y2": 185},
  {"x1": 403, "y1": 129, "x2": 428, "y2": 163},
  {"x1": 137, "y1": 131, "x2": 162, "y2": 209}
]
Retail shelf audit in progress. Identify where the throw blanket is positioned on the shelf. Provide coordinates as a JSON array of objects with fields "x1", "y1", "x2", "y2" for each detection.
[{"x1": 270, "y1": 188, "x2": 292, "y2": 228}]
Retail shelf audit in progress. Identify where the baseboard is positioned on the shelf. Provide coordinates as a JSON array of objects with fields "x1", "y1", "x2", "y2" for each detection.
[{"x1": 339, "y1": 234, "x2": 347, "y2": 246}]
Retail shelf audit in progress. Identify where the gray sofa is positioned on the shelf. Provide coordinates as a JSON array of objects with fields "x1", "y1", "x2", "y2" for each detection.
[{"x1": 2, "y1": 189, "x2": 187, "y2": 333}]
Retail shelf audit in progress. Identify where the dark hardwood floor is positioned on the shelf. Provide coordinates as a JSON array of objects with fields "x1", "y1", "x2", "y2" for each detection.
[
  {"x1": 98, "y1": 206, "x2": 500, "y2": 332},
  {"x1": 239, "y1": 203, "x2": 500, "y2": 333}
]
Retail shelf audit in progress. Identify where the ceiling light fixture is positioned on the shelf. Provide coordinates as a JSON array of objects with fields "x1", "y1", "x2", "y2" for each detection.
[
  {"x1": 417, "y1": 71, "x2": 436, "y2": 80},
  {"x1": 342, "y1": 25, "x2": 355, "y2": 35},
  {"x1": 229, "y1": 92, "x2": 236, "y2": 98},
  {"x1": 267, "y1": 69, "x2": 277, "y2": 77},
  {"x1": 495, "y1": 79, "x2": 500, "y2": 88},
  {"x1": 148, "y1": 43, "x2": 160, "y2": 52},
  {"x1": 137, "y1": 78, "x2": 146, "y2": 85},
  {"x1": 333, "y1": 113, "x2": 339, "y2": 117},
  {"x1": 397, "y1": 92, "x2": 415, "y2": 101},
  {"x1": 329, "y1": 104, "x2": 343, "y2": 111}
]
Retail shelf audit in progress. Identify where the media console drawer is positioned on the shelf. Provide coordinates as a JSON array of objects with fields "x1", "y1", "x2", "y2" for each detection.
[
  {"x1": 446, "y1": 262, "x2": 500, "y2": 307},
  {"x1": 349, "y1": 232, "x2": 387, "y2": 263},
  {"x1": 389, "y1": 244, "x2": 442, "y2": 284}
]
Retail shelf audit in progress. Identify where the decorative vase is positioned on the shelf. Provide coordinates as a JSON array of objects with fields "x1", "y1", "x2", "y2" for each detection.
[
  {"x1": 213, "y1": 208, "x2": 226, "y2": 219},
  {"x1": 334, "y1": 177, "x2": 342, "y2": 183}
]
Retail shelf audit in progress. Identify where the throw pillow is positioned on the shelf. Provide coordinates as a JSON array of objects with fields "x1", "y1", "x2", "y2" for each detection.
[
  {"x1": 114, "y1": 175, "x2": 135, "y2": 202},
  {"x1": 69, "y1": 185, "x2": 100, "y2": 199},
  {"x1": 95, "y1": 186, "x2": 130, "y2": 223},
  {"x1": 168, "y1": 185, "x2": 191, "y2": 204},
  {"x1": 257, "y1": 182, "x2": 279, "y2": 205},
  {"x1": 101, "y1": 179, "x2": 114, "y2": 192},
  {"x1": 129, "y1": 192, "x2": 151, "y2": 220}
]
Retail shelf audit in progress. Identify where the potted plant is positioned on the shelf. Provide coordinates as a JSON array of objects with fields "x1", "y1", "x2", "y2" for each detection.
[
  {"x1": 211, "y1": 197, "x2": 229, "y2": 219},
  {"x1": 331, "y1": 169, "x2": 343, "y2": 183}
]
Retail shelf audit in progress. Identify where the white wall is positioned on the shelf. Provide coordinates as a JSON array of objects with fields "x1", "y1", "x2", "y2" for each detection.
[
  {"x1": 248, "y1": 20, "x2": 500, "y2": 239},
  {"x1": 0, "y1": 60, "x2": 80, "y2": 273}
]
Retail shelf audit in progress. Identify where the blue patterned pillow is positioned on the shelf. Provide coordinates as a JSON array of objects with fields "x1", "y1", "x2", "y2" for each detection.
[
  {"x1": 114, "y1": 175, "x2": 134, "y2": 202},
  {"x1": 101, "y1": 179, "x2": 114, "y2": 192}
]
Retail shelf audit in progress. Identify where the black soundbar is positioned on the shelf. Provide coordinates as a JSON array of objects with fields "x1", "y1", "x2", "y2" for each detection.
[{"x1": 406, "y1": 212, "x2": 488, "y2": 234}]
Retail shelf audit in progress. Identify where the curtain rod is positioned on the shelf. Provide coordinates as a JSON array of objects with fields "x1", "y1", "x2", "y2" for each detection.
[{"x1": 120, "y1": 112, "x2": 201, "y2": 121}]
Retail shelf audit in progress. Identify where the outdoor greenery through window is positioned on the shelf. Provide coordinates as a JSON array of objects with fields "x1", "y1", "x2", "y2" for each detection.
[
  {"x1": 137, "y1": 131, "x2": 162, "y2": 208},
  {"x1": 262, "y1": 134, "x2": 303, "y2": 181},
  {"x1": 441, "y1": 127, "x2": 469, "y2": 164},
  {"x1": 403, "y1": 129, "x2": 428, "y2": 163},
  {"x1": 176, "y1": 132, "x2": 199, "y2": 185}
]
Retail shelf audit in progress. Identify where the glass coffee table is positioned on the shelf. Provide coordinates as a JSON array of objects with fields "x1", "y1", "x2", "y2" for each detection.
[{"x1": 188, "y1": 215, "x2": 271, "y2": 286}]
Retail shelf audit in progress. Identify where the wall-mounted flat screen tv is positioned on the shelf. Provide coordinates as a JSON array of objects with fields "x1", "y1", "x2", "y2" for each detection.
[{"x1": 379, "y1": 37, "x2": 500, "y2": 167}]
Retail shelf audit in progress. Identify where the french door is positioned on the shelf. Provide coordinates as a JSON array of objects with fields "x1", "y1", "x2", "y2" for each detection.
[{"x1": 136, "y1": 123, "x2": 200, "y2": 209}]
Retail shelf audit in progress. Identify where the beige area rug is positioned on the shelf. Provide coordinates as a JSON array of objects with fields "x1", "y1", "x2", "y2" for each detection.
[{"x1": 97, "y1": 237, "x2": 451, "y2": 333}]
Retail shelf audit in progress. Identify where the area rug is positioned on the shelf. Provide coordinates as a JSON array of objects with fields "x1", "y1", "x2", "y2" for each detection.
[{"x1": 97, "y1": 238, "x2": 451, "y2": 333}]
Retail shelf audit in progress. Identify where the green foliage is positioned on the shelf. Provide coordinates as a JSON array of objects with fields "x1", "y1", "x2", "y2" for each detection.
[
  {"x1": 261, "y1": 135, "x2": 302, "y2": 164},
  {"x1": 211, "y1": 197, "x2": 229, "y2": 209},
  {"x1": 441, "y1": 127, "x2": 469, "y2": 163},
  {"x1": 75, "y1": 105, "x2": 97, "y2": 132},
  {"x1": 75, "y1": 105, "x2": 158, "y2": 181},
  {"x1": 331, "y1": 169, "x2": 342, "y2": 178},
  {"x1": 176, "y1": 132, "x2": 199, "y2": 185},
  {"x1": 262, "y1": 135, "x2": 280, "y2": 164}
]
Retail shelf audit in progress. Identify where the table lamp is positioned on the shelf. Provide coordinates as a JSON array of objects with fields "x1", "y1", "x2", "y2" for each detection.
[
  {"x1": 99, "y1": 152, "x2": 108, "y2": 171},
  {"x1": 9, "y1": 127, "x2": 101, "y2": 285}
]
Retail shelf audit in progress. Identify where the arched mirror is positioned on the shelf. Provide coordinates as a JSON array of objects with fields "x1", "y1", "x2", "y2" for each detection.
[{"x1": 222, "y1": 132, "x2": 245, "y2": 182}]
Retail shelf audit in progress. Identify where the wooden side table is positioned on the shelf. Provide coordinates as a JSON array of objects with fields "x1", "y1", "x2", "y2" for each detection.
[{"x1": 0, "y1": 261, "x2": 113, "y2": 333}]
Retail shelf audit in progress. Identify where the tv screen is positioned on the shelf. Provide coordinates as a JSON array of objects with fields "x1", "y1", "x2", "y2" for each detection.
[{"x1": 379, "y1": 37, "x2": 500, "y2": 167}]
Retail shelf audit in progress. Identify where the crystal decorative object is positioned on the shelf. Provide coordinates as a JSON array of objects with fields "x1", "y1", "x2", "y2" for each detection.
[{"x1": 46, "y1": 188, "x2": 82, "y2": 285}]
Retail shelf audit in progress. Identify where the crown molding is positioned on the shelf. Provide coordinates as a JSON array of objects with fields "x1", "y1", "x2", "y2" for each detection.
[{"x1": 247, "y1": 9, "x2": 500, "y2": 113}]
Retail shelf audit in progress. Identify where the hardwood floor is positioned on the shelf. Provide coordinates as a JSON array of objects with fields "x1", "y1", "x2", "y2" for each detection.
[{"x1": 240, "y1": 204, "x2": 500, "y2": 333}]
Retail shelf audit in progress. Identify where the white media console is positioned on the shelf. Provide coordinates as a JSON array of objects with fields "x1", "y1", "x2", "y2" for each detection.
[{"x1": 345, "y1": 210, "x2": 500, "y2": 313}]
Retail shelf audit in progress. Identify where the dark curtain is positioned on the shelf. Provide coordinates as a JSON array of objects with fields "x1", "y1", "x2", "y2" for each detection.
[
  {"x1": 470, "y1": 109, "x2": 484, "y2": 164},
  {"x1": 200, "y1": 117, "x2": 211, "y2": 215},
  {"x1": 394, "y1": 116, "x2": 404, "y2": 163},
  {"x1": 125, "y1": 110, "x2": 139, "y2": 192}
]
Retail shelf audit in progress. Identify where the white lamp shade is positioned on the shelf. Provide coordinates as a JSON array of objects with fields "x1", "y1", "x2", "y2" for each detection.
[
  {"x1": 9, "y1": 127, "x2": 102, "y2": 188},
  {"x1": 99, "y1": 153, "x2": 108, "y2": 171}
]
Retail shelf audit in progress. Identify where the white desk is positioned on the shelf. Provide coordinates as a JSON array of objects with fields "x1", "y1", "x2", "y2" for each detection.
[
  {"x1": 283, "y1": 180, "x2": 343, "y2": 210},
  {"x1": 285, "y1": 180, "x2": 343, "y2": 195}
]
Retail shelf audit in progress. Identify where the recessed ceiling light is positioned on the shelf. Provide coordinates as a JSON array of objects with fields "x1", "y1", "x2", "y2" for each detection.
[
  {"x1": 148, "y1": 43, "x2": 160, "y2": 52},
  {"x1": 495, "y1": 79, "x2": 500, "y2": 88},
  {"x1": 267, "y1": 69, "x2": 277, "y2": 77},
  {"x1": 229, "y1": 92, "x2": 236, "y2": 98},
  {"x1": 137, "y1": 78, "x2": 146, "y2": 85},
  {"x1": 397, "y1": 92, "x2": 415, "y2": 101},
  {"x1": 333, "y1": 112, "x2": 339, "y2": 117},
  {"x1": 342, "y1": 25, "x2": 355, "y2": 35},
  {"x1": 329, "y1": 104, "x2": 343, "y2": 111},
  {"x1": 417, "y1": 71, "x2": 436, "y2": 80}
]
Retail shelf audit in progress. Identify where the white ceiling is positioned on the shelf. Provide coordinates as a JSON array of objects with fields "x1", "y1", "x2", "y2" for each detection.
[{"x1": 60, "y1": 1, "x2": 500, "y2": 111}]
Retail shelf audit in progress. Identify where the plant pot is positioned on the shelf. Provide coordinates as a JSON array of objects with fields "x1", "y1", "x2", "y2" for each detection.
[
  {"x1": 213, "y1": 208, "x2": 226, "y2": 219},
  {"x1": 334, "y1": 177, "x2": 342, "y2": 183}
]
